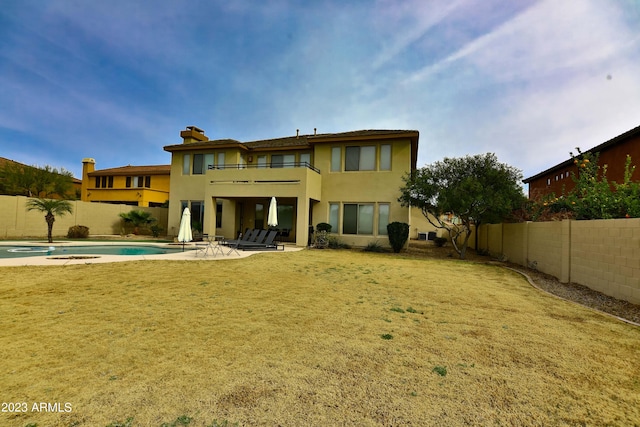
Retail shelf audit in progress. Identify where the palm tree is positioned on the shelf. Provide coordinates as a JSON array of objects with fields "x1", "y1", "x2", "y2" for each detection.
[
  {"x1": 119, "y1": 210, "x2": 156, "y2": 235},
  {"x1": 25, "y1": 198, "x2": 73, "y2": 243}
]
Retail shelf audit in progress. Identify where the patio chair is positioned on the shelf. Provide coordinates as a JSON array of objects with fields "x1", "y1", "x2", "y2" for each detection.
[{"x1": 225, "y1": 233, "x2": 242, "y2": 256}]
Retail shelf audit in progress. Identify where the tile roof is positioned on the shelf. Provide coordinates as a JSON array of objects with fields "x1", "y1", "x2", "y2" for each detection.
[
  {"x1": 164, "y1": 129, "x2": 419, "y2": 151},
  {"x1": 89, "y1": 164, "x2": 171, "y2": 176}
]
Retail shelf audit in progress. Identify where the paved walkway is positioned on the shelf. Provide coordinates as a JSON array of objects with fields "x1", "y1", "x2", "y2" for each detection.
[{"x1": 0, "y1": 240, "x2": 302, "y2": 267}]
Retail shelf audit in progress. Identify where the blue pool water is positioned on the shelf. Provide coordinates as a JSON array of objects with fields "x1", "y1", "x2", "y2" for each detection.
[{"x1": 0, "y1": 245, "x2": 193, "y2": 258}]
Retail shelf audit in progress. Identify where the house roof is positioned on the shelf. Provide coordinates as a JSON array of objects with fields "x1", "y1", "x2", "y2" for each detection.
[
  {"x1": 89, "y1": 164, "x2": 171, "y2": 176},
  {"x1": 163, "y1": 129, "x2": 420, "y2": 168},
  {"x1": 523, "y1": 124, "x2": 640, "y2": 183}
]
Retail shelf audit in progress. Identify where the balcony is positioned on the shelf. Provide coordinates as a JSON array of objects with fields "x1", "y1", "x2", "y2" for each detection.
[{"x1": 205, "y1": 162, "x2": 322, "y2": 200}]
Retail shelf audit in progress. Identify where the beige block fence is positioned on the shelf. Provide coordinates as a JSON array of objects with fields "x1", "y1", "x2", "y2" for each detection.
[
  {"x1": 475, "y1": 219, "x2": 640, "y2": 305},
  {"x1": 0, "y1": 195, "x2": 168, "y2": 239}
]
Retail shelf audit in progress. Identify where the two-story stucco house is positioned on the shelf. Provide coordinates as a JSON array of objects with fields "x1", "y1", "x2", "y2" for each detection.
[{"x1": 163, "y1": 126, "x2": 419, "y2": 247}]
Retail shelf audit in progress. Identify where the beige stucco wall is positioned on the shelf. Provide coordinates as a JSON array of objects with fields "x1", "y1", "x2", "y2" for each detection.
[
  {"x1": 0, "y1": 195, "x2": 168, "y2": 238},
  {"x1": 311, "y1": 140, "x2": 412, "y2": 247},
  {"x1": 477, "y1": 219, "x2": 640, "y2": 305}
]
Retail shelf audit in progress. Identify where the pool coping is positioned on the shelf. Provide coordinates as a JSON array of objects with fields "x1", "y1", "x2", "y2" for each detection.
[{"x1": 0, "y1": 241, "x2": 302, "y2": 267}]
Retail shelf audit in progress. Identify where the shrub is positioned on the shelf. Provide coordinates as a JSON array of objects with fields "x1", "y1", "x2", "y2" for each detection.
[
  {"x1": 363, "y1": 241, "x2": 388, "y2": 252},
  {"x1": 387, "y1": 221, "x2": 409, "y2": 253},
  {"x1": 327, "y1": 236, "x2": 350, "y2": 249},
  {"x1": 67, "y1": 225, "x2": 89, "y2": 238},
  {"x1": 119, "y1": 210, "x2": 156, "y2": 234},
  {"x1": 150, "y1": 224, "x2": 163, "y2": 238},
  {"x1": 316, "y1": 222, "x2": 332, "y2": 232},
  {"x1": 434, "y1": 237, "x2": 447, "y2": 247}
]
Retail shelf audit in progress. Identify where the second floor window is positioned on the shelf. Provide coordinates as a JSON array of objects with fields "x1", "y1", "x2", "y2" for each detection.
[
  {"x1": 95, "y1": 176, "x2": 114, "y2": 188},
  {"x1": 345, "y1": 146, "x2": 376, "y2": 171},
  {"x1": 271, "y1": 154, "x2": 295, "y2": 168},
  {"x1": 126, "y1": 176, "x2": 151, "y2": 188},
  {"x1": 193, "y1": 154, "x2": 204, "y2": 174}
]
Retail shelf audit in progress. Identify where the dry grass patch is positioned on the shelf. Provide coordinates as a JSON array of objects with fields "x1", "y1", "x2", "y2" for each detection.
[{"x1": 1, "y1": 250, "x2": 639, "y2": 426}]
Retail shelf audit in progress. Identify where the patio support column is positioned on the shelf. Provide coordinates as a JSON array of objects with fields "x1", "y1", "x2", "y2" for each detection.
[
  {"x1": 204, "y1": 196, "x2": 217, "y2": 237},
  {"x1": 296, "y1": 197, "x2": 311, "y2": 247}
]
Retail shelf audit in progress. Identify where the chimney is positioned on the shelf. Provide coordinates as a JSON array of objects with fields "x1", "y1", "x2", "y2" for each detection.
[
  {"x1": 296, "y1": 129, "x2": 299, "y2": 138},
  {"x1": 81, "y1": 158, "x2": 96, "y2": 202},
  {"x1": 180, "y1": 126, "x2": 209, "y2": 144},
  {"x1": 314, "y1": 128, "x2": 317, "y2": 135}
]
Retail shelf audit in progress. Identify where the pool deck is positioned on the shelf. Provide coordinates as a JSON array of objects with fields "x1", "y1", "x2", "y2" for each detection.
[{"x1": 0, "y1": 240, "x2": 302, "y2": 267}]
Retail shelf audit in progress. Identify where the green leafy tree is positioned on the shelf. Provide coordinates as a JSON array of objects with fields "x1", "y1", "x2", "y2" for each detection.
[
  {"x1": 119, "y1": 210, "x2": 157, "y2": 234},
  {"x1": 25, "y1": 198, "x2": 73, "y2": 243},
  {"x1": 399, "y1": 153, "x2": 525, "y2": 259},
  {"x1": 0, "y1": 162, "x2": 74, "y2": 198},
  {"x1": 565, "y1": 150, "x2": 639, "y2": 219}
]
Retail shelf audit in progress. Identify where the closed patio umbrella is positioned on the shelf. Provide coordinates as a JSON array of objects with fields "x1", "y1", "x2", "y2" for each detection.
[
  {"x1": 267, "y1": 197, "x2": 278, "y2": 228},
  {"x1": 177, "y1": 207, "x2": 192, "y2": 251}
]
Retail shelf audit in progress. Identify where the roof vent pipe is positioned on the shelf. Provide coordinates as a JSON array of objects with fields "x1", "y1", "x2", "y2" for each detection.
[
  {"x1": 314, "y1": 128, "x2": 317, "y2": 135},
  {"x1": 296, "y1": 129, "x2": 299, "y2": 138}
]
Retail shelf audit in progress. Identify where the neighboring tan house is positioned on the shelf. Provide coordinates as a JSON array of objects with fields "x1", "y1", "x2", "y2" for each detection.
[
  {"x1": 163, "y1": 126, "x2": 419, "y2": 247},
  {"x1": 523, "y1": 124, "x2": 640, "y2": 199},
  {"x1": 80, "y1": 158, "x2": 170, "y2": 207}
]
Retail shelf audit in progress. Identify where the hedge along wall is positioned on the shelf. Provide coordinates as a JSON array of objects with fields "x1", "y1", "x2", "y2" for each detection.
[
  {"x1": 0, "y1": 195, "x2": 168, "y2": 238},
  {"x1": 476, "y1": 218, "x2": 640, "y2": 305}
]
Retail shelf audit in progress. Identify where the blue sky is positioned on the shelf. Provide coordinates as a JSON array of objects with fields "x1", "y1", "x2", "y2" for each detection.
[{"x1": 1, "y1": 0, "x2": 639, "y2": 183}]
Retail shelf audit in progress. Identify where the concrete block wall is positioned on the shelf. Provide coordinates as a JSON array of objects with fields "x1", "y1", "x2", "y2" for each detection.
[
  {"x1": 478, "y1": 219, "x2": 640, "y2": 305},
  {"x1": 571, "y1": 218, "x2": 640, "y2": 304},
  {"x1": 527, "y1": 221, "x2": 565, "y2": 282}
]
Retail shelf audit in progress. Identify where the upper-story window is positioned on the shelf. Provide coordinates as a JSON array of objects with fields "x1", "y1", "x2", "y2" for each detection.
[
  {"x1": 333, "y1": 144, "x2": 392, "y2": 172},
  {"x1": 186, "y1": 153, "x2": 225, "y2": 175},
  {"x1": 300, "y1": 152, "x2": 311, "y2": 166},
  {"x1": 380, "y1": 145, "x2": 391, "y2": 170},
  {"x1": 193, "y1": 154, "x2": 204, "y2": 174},
  {"x1": 126, "y1": 176, "x2": 150, "y2": 188},
  {"x1": 192, "y1": 153, "x2": 216, "y2": 174},
  {"x1": 183, "y1": 154, "x2": 190, "y2": 175},
  {"x1": 331, "y1": 147, "x2": 341, "y2": 172},
  {"x1": 257, "y1": 155, "x2": 267, "y2": 168},
  {"x1": 345, "y1": 146, "x2": 375, "y2": 171},
  {"x1": 94, "y1": 176, "x2": 114, "y2": 188},
  {"x1": 271, "y1": 154, "x2": 295, "y2": 168}
]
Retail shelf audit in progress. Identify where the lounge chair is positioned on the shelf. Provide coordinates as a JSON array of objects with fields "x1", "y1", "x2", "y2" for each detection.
[
  {"x1": 239, "y1": 230, "x2": 284, "y2": 251},
  {"x1": 222, "y1": 229, "x2": 258, "y2": 246},
  {"x1": 250, "y1": 229, "x2": 269, "y2": 245}
]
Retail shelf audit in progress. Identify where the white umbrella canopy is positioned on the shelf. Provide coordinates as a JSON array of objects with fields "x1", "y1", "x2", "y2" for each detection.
[
  {"x1": 267, "y1": 197, "x2": 278, "y2": 228},
  {"x1": 177, "y1": 207, "x2": 193, "y2": 250}
]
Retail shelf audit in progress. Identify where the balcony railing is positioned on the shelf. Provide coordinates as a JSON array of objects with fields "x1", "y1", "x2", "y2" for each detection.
[{"x1": 208, "y1": 162, "x2": 320, "y2": 174}]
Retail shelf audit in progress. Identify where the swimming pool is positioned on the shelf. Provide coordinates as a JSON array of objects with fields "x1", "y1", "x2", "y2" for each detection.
[{"x1": 0, "y1": 245, "x2": 193, "y2": 258}]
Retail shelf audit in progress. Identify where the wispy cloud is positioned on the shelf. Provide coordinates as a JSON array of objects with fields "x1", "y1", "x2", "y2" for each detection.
[{"x1": 0, "y1": 0, "x2": 638, "y2": 182}]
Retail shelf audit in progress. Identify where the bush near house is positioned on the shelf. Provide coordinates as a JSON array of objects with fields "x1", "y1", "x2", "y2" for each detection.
[{"x1": 387, "y1": 221, "x2": 409, "y2": 253}]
